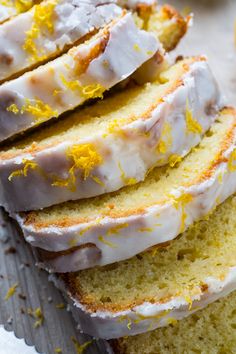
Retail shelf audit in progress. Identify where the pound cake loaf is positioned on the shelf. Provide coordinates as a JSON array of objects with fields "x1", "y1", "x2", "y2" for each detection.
[
  {"x1": 0, "y1": 0, "x2": 122, "y2": 83},
  {"x1": 0, "y1": 12, "x2": 160, "y2": 142},
  {"x1": 0, "y1": 1, "x2": 188, "y2": 83},
  {"x1": 0, "y1": 56, "x2": 221, "y2": 212},
  {"x1": 51, "y1": 192, "x2": 236, "y2": 339},
  {"x1": 0, "y1": 0, "x2": 152, "y2": 26},
  {"x1": 15, "y1": 107, "x2": 236, "y2": 272},
  {"x1": 110, "y1": 289, "x2": 236, "y2": 353}
]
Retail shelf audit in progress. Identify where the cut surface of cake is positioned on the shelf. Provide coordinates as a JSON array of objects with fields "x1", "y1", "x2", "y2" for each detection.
[
  {"x1": 52, "y1": 192, "x2": 236, "y2": 339},
  {"x1": 0, "y1": 12, "x2": 158, "y2": 142},
  {"x1": 110, "y1": 289, "x2": 236, "y2": 353},
  {"x1": 0, "y1": 56, "x2": 221, "y2": 212},
  {"x1": 16, "y1": 107, "x2": 236, "y2": 272}
]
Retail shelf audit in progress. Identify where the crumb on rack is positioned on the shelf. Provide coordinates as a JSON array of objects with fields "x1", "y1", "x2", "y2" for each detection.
[
  {"x1": 4, "y1": 283, "x2": 18, "y2": 301},
  {"x1": 71, "y1": 337, "x2": 93, "y2": 354}
]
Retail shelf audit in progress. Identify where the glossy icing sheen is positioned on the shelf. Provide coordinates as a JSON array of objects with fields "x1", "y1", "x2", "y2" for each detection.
[
  {"x1": 0, "y1": 12, "x2": 158, "y2": 141},
  {"x1": 0, "y1": 0, "x2": 122, "y2": 82},
  {"x1": 19, "y1": 128, "x2": 236, "y2": 273},
  {"x1": 0, "y1": 0, "x2": 36, "y2": 24},
  {"x1": 51, "y1": 266, "x2": 236, "y2": 339},
  {"x1": 1, "y1": 59, "x2": 221, "y2": 212},
  {"x1": 117, "y1": 0, "x2": 156, "y2": 9}
]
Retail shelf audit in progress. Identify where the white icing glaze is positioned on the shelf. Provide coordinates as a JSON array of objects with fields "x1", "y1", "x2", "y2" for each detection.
[
  {"x1": 50, "y1": 266, "x2": 236, "y2": 339},
  {"x1": 117, "y1": 0, "x2": 156, "y2": 10},
  {"x1": 23, "y1": 132, "x2": 236, "y2": 272},
  {"x1": 0, "y1": 0, "x2": 34, "y2": 24},
  {"x1": 0, "y1": 0, "x2": 122, "y2": 82},
  {"x1": 0, "y1": 12, "x2": 158, "y2": 141},
  {"x1": 0, "y1": 59, "x2": 221, "y2": 212},
  {"x1": 0, "y1": 0, "x2": 153, "y2": 25}
]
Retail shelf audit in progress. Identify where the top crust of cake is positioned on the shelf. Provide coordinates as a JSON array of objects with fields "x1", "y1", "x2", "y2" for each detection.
[{"x1": 21, "y1": 106, "x2": 235, "y2": 228}]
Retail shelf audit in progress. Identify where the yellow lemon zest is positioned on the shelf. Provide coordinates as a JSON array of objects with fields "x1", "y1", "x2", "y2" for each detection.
[
  {"x1": 167, "y1": 317, "x2": 178, "y2": 325},
  {"x1": 134, "y1": 310, "x2": 170, "y2": 323},
  {"x1": 7, "y1": 103, "x2": 19, "y2": 114},
  {"x1": 156, "y1": 122, "x2": 172, "y2": 154},
  {"x1": 98, "y1": 235, "x2": 117, "y2": 248},
  {"x1": 184, "y1": 294, "x2": 193, "y2": 310},
  {"x1": 1, "y1": 0, "x2": 33, "y2": 13},
  {"x1": 4, "y1": 283, "x2": 18, "y2": 301},
  {"x1": 217, "y1": 172, "x2": 223, "y2": 184},
  {"x1": 151, "y1": 247, "x2": 158, "y2": 258},
  {"x1": 169, "y1": 193, "x2": 193, "y2": 233},
  {"x1": 107, "y1": 223, "x2": 129, "y2": 236},
  {"x1": 33, "y1": 307, "x2": 44, "y2": 328},
  {"x1": 23, "y1": 0, "x2": 57, "y2": 61},
  {"x1": 8, "y1": 158, "x2": 39, "y2": 181},
  {"x1": 147, "y1": 50, "x2": 154, "y2": 56},
  {"x1": 127, "y1": 317, "x2": 132, "y2": 330},
  {"x1": 60, "y1": 74, "x2": 104, "y2": 99},
  {"x1": 118, "y1": 315, "x2": 133, "y2": 329},
  {"x1": 79, "y1": 217, "x2": 103, "y2": 236},
  {"x1": 138, "y1": 227, "x2": 153, "y2": 232},
  {"x1": 22, "y1": 98, "x2": 58, "y2": 121},
  {"x1": 7, "y1": 98, "x2": 58, "y2": 122},
  {"x1": 71, "y1": 338, "x2": 93, "y2": 354},
  {"x1": 91, "y1": 175, "x2": 105, "y2": 187},
  {"x1": 228, "y1": 149, "x2": 236, "y2": 172},
  {"x1": 52, "y1": 144, "x2": 102, "y2": 191},
  {"x1": 133, "y1": 43, "x2": 141, "y2": 52},
  {"x1": 118, "y1": 162, "x2": 137, "y2": 186},
  {"x1": 67, "y1": 143, "x2": 103, "y2": 181},
  {"x1": 186, "y1": 99, "x2": 203, "y2": 134},
  {"x1": 107, "y1": 118, "x2": 128, "y2": 138},
  {"x1": 168, "y1": 154, "x2": 182, "y2": 167}
]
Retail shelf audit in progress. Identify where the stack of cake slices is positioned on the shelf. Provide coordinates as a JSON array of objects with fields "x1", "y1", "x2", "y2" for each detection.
[{"x1": 0, "y1": 0, "x2": 236, "y2": 352}]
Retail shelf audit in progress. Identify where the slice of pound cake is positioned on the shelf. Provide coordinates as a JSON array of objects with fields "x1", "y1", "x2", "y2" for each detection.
[
  {"x1": 0, "y1": 12, "x2": 159, "y2": 142},
  {"x1": 110, "y1": 289, "x2": 236, "y2": 353},
  {"x1": 0, "y1": 1, "x2": 188, "y2": 83},
  {"x1": 0, "y1": 56, "x2": 221, "y2": 212},
  {"x1": 51, "y1": 192, "x2": 236, "y2": 339},
  {"x1": 0, "y1": 0, "x2": 122, "y2": 83},
  {"x1": 15, "y1": 107, "x2": 236, "y2": 272}
]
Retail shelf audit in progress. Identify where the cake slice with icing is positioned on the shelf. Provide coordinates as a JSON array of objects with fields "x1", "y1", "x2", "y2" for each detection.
[
  {"x1": 0, "y1": 12, "x2": 159, "y2": 142},
  {"x1": 0, "y1": 1, "x2": 189, "y2": 84},
  {"x1": 0, "y1": 56, "x2": 221, "y2": 212},
  {"x1": 0, "y1": 0, "x2": 123, "y2": 83},
  {"x1": 15, "y1": 108, "x2": 236, "y2": 273},
  {"x1": 51, "y1": 191, "x2": 236, "y2": 339},
  {"x1": 110, "y1": 289, "x2": 236, "y2": 353}
]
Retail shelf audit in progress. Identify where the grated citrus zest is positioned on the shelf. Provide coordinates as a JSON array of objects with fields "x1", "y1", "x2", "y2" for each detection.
[
  {"x1": 186, "y1": 99, "x2": 203, "y2": 134},
  {"x1": 4, "y1": 283, "x2": 18, "y2": 301}
]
